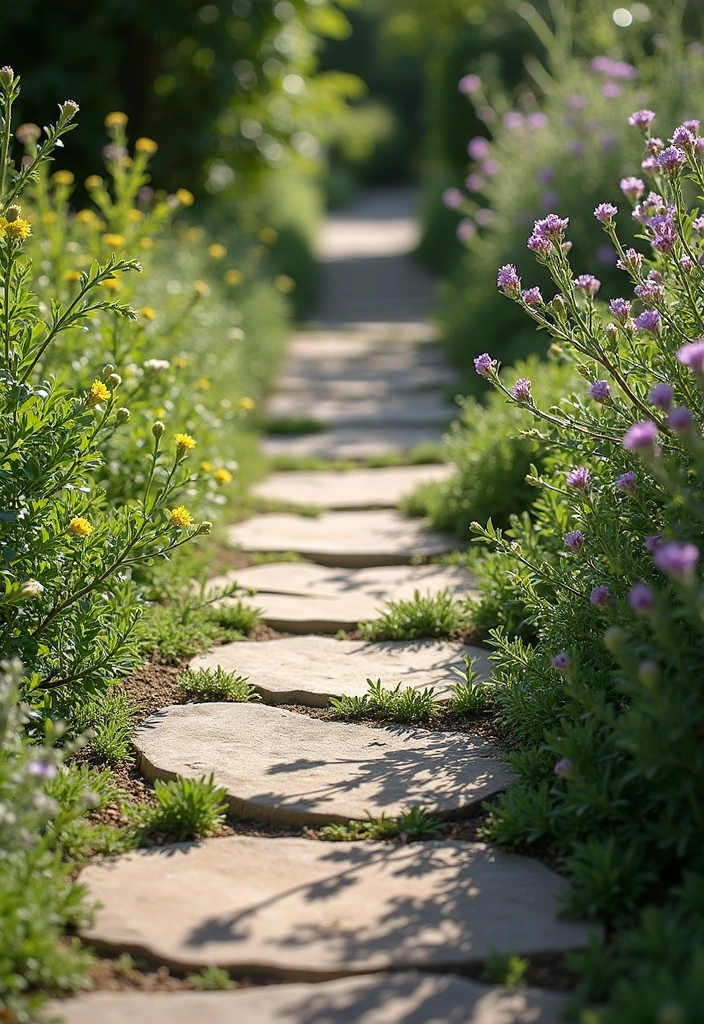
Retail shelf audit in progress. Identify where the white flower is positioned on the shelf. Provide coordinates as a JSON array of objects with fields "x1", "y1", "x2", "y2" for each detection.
[
  {"x1": 19, "y1": 579, "x2": 44, "y2": 599},
  {"x1": 143, "y1": 359, "x2": 170, "y2": 372}
]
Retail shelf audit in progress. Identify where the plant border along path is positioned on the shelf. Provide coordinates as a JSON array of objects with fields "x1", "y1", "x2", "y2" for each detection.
[{"x1": 59, "y1": 188, "x2": 601, "y2": 1022}]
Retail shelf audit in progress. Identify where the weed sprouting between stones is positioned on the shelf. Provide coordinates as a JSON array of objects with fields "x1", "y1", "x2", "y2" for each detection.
[
  {"x1": 329, "y1": 666, "x2": 495, "y2": 723},
  {"x1": 320, "y1": 807, "x2": 445, "y2": 842},
  {"x1": 358, "y1": 588, "x2": 470, "y2": 641},
  {"x1": 176, "y1": 666, "x2": 260, "y2": 703}
]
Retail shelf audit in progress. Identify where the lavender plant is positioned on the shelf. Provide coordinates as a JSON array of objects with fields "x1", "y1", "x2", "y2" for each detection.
[{"x1": 471, "y1": 108, "x2": 704, "y2": 1018}]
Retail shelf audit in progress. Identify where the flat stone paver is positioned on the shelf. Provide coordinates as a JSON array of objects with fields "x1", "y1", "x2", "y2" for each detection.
[
  {"x1": 253, "y1": 465, "x2": 453, "y2": 510},
  {"x1": 51, "y1": 972, "x2": 568, "y2": 1023},
  {"x1": 79, "y1": 836, "x2": 601, "y2": 976},
  {"x1": 134, "y1": 703, "x2": 512, "y2": 823},
  {"x1": 267, "y1": 391, "x2": 455, "y2": 428},
  {"x1": 277, "y1": 365, "x2": 458, "y2": 395},
  {"x1": 263, "y1": 428, "x2": 445, "y2": 460},
  {"x1": 206, "y1": 562, "x2": 474, "y2": 633},
  {"x1": 228, "y1": 510, "x2": 458, "y2": 566},
  {"x1": 190, "y1": 636, "x2": 491, "y2": 706}
]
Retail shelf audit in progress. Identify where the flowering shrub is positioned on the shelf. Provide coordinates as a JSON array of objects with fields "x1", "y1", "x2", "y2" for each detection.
[
  {"x1": 0, "y1": 69, "x2": 211, "y2": 703},
  {"x1": 472, "y1": 106, "x2": 704, "y2": 1018}
]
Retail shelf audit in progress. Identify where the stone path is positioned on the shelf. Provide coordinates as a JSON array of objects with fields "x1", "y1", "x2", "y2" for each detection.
[{"x1": 59, "y1": 190, "x2": 598, "y2": 1021}]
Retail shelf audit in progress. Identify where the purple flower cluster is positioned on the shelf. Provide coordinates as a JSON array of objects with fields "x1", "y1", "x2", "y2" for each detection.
[
  {"x1": 653, "y1": 541, "x2": 700, "y2": 578},
  {"x1": 564, "y1": 530, "x2": 585, "y2": 552},
  {"x1": 474, "y1": 352, "x2": 497, "y2": 376},
  {"x1": 649, "y1": 214, "x2": 677, "y2": 253},
  {"x1": 522, "y1": 286, "x2": 543, "y2": 305},
  {"x1": 677, "y1": 340, "x2": 704, "y2": 375},
  {"x1": 644, "y1": 534, "x2": 662, "y2": 554},
  {"x1": 468, "y1": 136, "x2": 490, "y2": 160},
  {"x1": 616, "y1": 471, "x2": 636, "y2": 494},
  {"x1": 617, "y1": 248, "x2": 643, "y2": 273},
  {"x1": 458, "y1": 74, "x2": 481, "y2": 95},
  {"x1": 609, "y1": 298, "x2": 631, "y2": 322},
  {"x1": 532, "y1": 213, "x2": 569, "y2": 239},
  {"x1": 566, "y1": 467, "x2": 591, "y2": 490},
  {"x1": 657, "y1": 146, "x2": 686, "y2": 173},
  {"x1": 573, "y1": 274, "x2": 601, "y2": 296},
  {"x1": 442, "y1": 188, "x2": 463, "y2": 210},
  {"x1": 634, "y1": 309, "x2": 660, "y2": 333},
  {"x1": 668, "y1": 406, "x2": 694, "y2": 433},
  {"x1": 590, "y1": 585, "x2": 610, "y2": 607},
  {"x1": 594, "y1": 202, "x2": 617, "y2": 224},
  {"x1": 554, "y1": 757, "x2": 573, "y2": 778},
  {"x1": 629, "y1": 109, "x2": 656, "y2": 129},
  {"x1": 622, "y1": 420, "x2": 658, "y2": 451},
  {"x1": 497, "y1": 263, "x2": 521, "y2": 296},
  {"x1": 649, "y1": 383, "x2": 673, "y2": 410},
  {"x1": 552, "y1": 652, "x2": 570, "y2": 671},
  {"x1": 620, "y1": 176, "x2": 645, "y2": 201},
  {"x1": 511, "y1": 377, "x2": 532, "y2": 402},
  {"x1": 591, "y1": 56, "x2": 637, "y2": 79},
  {"x1": 629, "y1": 582, "x2": 654, "y2": 613},
  {"x1": 635, "y1": 281, "x2": 664, "y2": 305},
  {"x1": 588, "y1": 380, "x2": 611, "y2": 402}
]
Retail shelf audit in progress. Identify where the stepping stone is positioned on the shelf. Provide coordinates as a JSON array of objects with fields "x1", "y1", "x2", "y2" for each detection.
[
  {"x1": 190, "y1": 636, "x2": 491, "y2": 706},
  {"x1": 133, "y1": 704, "x2": 511, "y2": 823},
  {"x1": 252, "y1": 465, "x2": 454, "y2": 511},
  {"x1": 207, "y1": 562, "x2": 474, "y2": 633},
  {"x1": 228, "y1": 510, "x2": 457, "y2": 567},
  {"x1": 79, "y1": 836, "x2": 602, "y2": 975},
  {"x1": 51, "y1": 972, "x2": 568, "y2": 1024},
  {"x1": 266, "y1": 391, "x2": 455, "y2": 427},
  {"x1": 262, "y1": 427, "x2": 445, "y2": 461},
  {"x1": 277, "y1": 365, "x2": 457, "y2": 394}
]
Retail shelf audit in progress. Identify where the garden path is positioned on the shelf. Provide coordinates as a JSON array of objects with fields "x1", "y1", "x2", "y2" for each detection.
[{"x1": 57, "y1": 190, "x2": 600, "y2": 1022}]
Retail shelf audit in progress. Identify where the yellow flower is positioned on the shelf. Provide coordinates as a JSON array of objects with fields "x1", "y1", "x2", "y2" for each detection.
[
  {"x1": 173, "y1": 355, "x2": 188, "y2": 368},
  {"x1": 214, "y1": 468, "x2": 232, "y2": 485},
  {"x1": 2, "y1": 217, "x2": 31, "y2": 241},
  {"x1": 275, "y1": 274, "x2": 296, "y2": 293},
  {"x1": 140, "y1": 236, "x2": 154, "y2": 250},
  {"x1": 200, "y1": 461, "x2": 212, "y2": 473},
  {"x1": 104, "y1": 111, "x2": 128, "y2": 128},
  {"x1": 86, "y1": 379, "x2": 111, "y2": 408},
  {"x1": 207, "y1": 243, "x2": 226, "y2": 259},
  {"x1": 63, "y1": 270, "x2": 81, "y2": 283},
  {"x1": 184, "y1": 226, "x2": 203, "y2": 243},
  {"x1": 175, "y1": 432, "x2": 196, "y2": 453},
  {"x1": 169, "y1": 505, "x2": 192, "y2": 530},
  {"x1": 135, "y1": 137, "x2": 158, "y2": 155},
  {"x1": 175, "y1": 188, "x2": 194, "y2": 207},
  {"x1": 127, "y1": 209, "x2": 144, "y2": 222},
  {"x1": 76, "y1": 208, "x2": 98, "y2": 225},
  {"x1": 139, "y1": 306, "x2": 156, "y2": 321},
  {"x1": 100, "y1": 277, "x2": 122, "y2": 292},
  {"x1": 259, "y1": 226, "x2": 278, "y2": 244},
  {"x1": 68, "y1": 516, "x2": 93, "y2": 538},
  {"x1": 84, "y1": 175, "x2": 103, "y2": 190},
  {"x1": 197, "y1": 378, "x2": 210, "y2": 390},
  {"x1": 52, "y1": 169, "x2": 75, "y2": 186},
  {"x1": 194, "y1": 280, "x2": 210, "y2": 297},
  {"x1": 102, "y1": 233, "x2": 125, "y2": 248},
  {"x1": 238, "y1": 396, "x2": 255, "y2": 412},
  {"x1": 224, "y1": 269, "x2": 242, "y2": 286}
]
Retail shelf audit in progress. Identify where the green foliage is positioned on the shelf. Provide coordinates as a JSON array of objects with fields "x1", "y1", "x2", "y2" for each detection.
[
  {"x1": 63, "y1": 690, "x2": 138, "y2": 766},
  {"x1": 449, "y1": 654, "x2": 493, "y2": 714},
  {"x1": 359, "y1": 589, "x2": 467, "y2": 641},
  {"x1": 176, "y1": 666, "x2": 259, "y2": 703},
  {"x1": 143, "y1": 775, "x2": 228, "y2": 842},
  {"x1": 330, "y1": 677, "x2": 438, "y2": 724},
  {"x1": 483, "y1": 949, "x2": 529, "y2": 988},
  {"x1": 209, "y1": 599, "x2": 262, "y2": 634},
  {"x1": 320, "y1": 807, "x2": 445, "y2": 841},
  {"x1": 188, "y1": 965, "x2": 235, "y2": 991}
]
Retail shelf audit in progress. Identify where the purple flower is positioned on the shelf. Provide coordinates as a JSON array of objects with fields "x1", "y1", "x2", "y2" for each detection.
[
  {"x1": 635, "y1": 281, "x2": 664, "y2": 304},
  {"x1": 573, "y1": 274, "x2": 601, "y2": 296},
  {"x1": 651, "y1": 219, "x2": 677, "y2": 253},
  {"x1": 619, "y1": 176, "x2": 645, "y2": 201},
  {"x1": 602, "y1": 83, "x2": 621, "y2": 99},
  {"x1": 442, "y1": 188, "x2": 463, "y2": 210},
  {"x1": 457, "y1": 219, "x2": 475, "y2": 242},
  {"x1": 511, "y1": 377, "x2": 532, "y2": 402},
  {"x1": 653, "y1": 541, "x2": 700, "y2": 578},
  {"x1": 629, "y1": 109, "x2": 656, "y2": 129},
  {"x1": 684, "y1": 119, "x2": 700, "y2": 134},
  {"x1": 474, "y1": 352, "x2": 497, "y2": 376},
  {"x1": 610, "y1": 298, "x2": 631, "y2": 322},
  {"x1": 564, "y1": 530, "x2": 585, "y2": 552},
  {"x1": 671, "y1": 125, "x2": 695, "y2": 149},
  {"x1": 28, "y1": 760, "x2": 58, "y2": 779},
  {"x1": 617, "y1": 248, "x2": 643, "y2": 272},
  {"x1": 641, "y1": 155, "x2": 660, "y2": 174},
  {"x1": 481, "y1": 159, "x2": 500, "y2": 178},
  {"x1": 590, "y1": 585, "x2": 610, "y2": 607},
  {"x1": 554, "y1": 757, "x2": 574, "y2": 778},
  {"x1": 594, "y1": 202, "x2": 617, "y2": 223},
  {"x1": 459, "y1": 74, "x2": 482, "y2": 95},
  {"x1": 475, "y1": 208, "x2": 494, "y2": 227},
  {"x1": 533, "y1": 213, "x2": 569, "y2": 239},
  {"x1": 588, "y1": 380, "x2": 611, "y2": 402},
  {"x1": 566, "y1": 467, "x2": 591, "y2": 490},
  {"x1": 649, "y1": 383, "x2": 673, "y2": 410},
  {"x1": 503, "y1": 111, "x2": 524, "y2": 131},
  {"x1": 644, "y1": 534, "x2": 663, "y2": 554},
  {"x1": 522, "y1": 286, "x2": 543, "y2": 305},
  {"x1": 692, "y1": 216, "x2": 704, "y2": 236},
  {"x1": 527, "y1": 112, "x2": 548, "y2": 129},
  {"x1": 634, "y1": 309, "x2": 660, "y2": 333},
  {"x1": 658, "y1": 146, "x2": 686, "y2": 173},
  {"x1": 465, "y1": 173, "x2": 484, "y2": 191},
  {"x1": 623, "y1": 420, "x2": 659, "y2": 451},
  {"x1": 677, "y1": 340, "x2": 704, "y2": 375},
  {"x1": 681, "y1": 255, "x2": 694, "y2": 272},
  {"x1": 629, "y1": 582, "x2": 654, "y2": 613},
  {"x1": 497, "y1": 264, "x2": 521, "y2": 296},
  {"x1": 668, "y1": 406, "x2": 694, "y2": 432},
  {"x1": 527, "y1": 233, "x2": 553, "y2": 256},
  {"x1": 552, "y1": 652, "x2": 570, "y2": 671},
  {"x1": 616, "y1": 471, "x2": 636, "y2": 493},
  {"x1": 467, "y1": 136, "x2": 490, "y2": 160}
]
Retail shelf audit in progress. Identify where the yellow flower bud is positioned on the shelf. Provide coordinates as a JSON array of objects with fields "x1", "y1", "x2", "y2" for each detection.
[
  {"x1": 104, "y1": 111, "x2": 128, "y2": 129},
  {"x1": 135, "y1": 137, "x2": 158, "y2": 155},
  {"x1": 68, "y1": 517, "x2": 93, "y2": 538}
]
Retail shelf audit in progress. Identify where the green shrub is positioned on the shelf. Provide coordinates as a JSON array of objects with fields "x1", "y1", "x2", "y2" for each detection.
[
  {"x1": 359, "y1": 589, "x2": 468, "y2": 640},
  {"x1": 330, "y1": 677, "x2": 438, "y2": 724},
  {"x1": 176, "y1": 666, "x2": 259, "y2": 703},
  {"x1": 143, "y1": 775, "x2": 228, "y2": 841}
]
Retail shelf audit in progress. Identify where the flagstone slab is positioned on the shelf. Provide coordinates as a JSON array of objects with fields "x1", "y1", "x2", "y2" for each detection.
[
  {"x1": 277, "y1": 365, "x2": 458, "y2": 395},
  {"x1": 190, "y1": 636, "x2": 490, "y2": 707},
  {"x1": 79, "y1": 836, "x2": 601, "y2": 976},
  {"x1": 228, "y1": 511, "x2": 458, "y2": 566},
  {"x1": 133, "y1": 703, "x2": 511, "y2": 823},
  {"x1": 253, "y1": 465, "x2": 453, "y2": 511},
  {"x1": 267, "y1": 391, "x2": 456, "y2": 427},
  {"x1": 262, "y1": 428, "x2": 445, "y2": 461},
  {"x1": 206, "y1": 562, "x2": 474, "y2": 633},
  {"x1": 51, "y1": 972, "x2": 568, "y2": 1024}
]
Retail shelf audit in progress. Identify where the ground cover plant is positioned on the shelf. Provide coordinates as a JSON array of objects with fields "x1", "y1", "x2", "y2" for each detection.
[
  {"x1": 469, "y1": 103, "x2": 704, "y2": 1021},
  {"x1": 358, "y1": 588, "x2": 470, "y2": 640}
]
